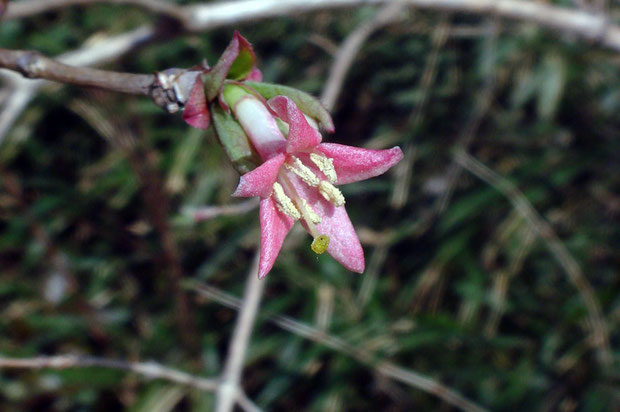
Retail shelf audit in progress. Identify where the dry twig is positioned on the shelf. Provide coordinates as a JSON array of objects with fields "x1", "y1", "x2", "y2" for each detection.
[
  {"x1": 216, "y1": 252, "x2": 265, "y2": 412},
  {"x1": 453, "y1": 149, "x2": 612, "y2": 368},
  {"x1": 6, "y1": 0, "x2": 620, "y2": 51},
  {"x1": 320, "y1": 2, "x2": 407, "y2": 111},
  {"x1": 0, "y1": 355, "x2": 219, "y2": 392},
  {"x1": 190, "y1": 281, "x2": 488, "y2": 412},
  {"x1": 2, "y1": 0, "x2": 620, "y2": 143},
  {"x1": 187, "y1": 199, "x2": 259, "y2": 222}
]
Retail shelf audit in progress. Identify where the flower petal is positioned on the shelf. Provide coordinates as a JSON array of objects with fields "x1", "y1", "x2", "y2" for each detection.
[
  {"x1": 258, "y1": 197, "x2": 295, "y2": 279},
  {"x1": 288, "y1": 173, "x2": 365, "y2": 273},
  {"x1": 232, "y1": 153, "x2": 285, "y2": 198},
  {"x1": 182, "y1": 77, "x2": 210, "y2": 129},
  {"x1": 316, "y1": 144, "x2": 403, "y2": 185},
  {"x1": 246, "y1": 67, "x2": 263, "y2": 82},
  {"x1": 235, "y1": 96, "x2": 287, "y2": 160},
  {"x1": 268, "y1": 96, "x2": 322, "y2": 153}
]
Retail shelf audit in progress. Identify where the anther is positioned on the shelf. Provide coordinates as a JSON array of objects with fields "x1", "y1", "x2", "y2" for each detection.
[
  {"x1": 310, "y1": 153, "x2": 337, "y2": 183},
  {"x1": 285, "y1": 157, "x2": 320, "y2": 187},
  {"x1": 318, "y1": 181, "x2": 345, "y2": 207},
  {"x1": 272, "y1": 182, "x2": 301, "y2": 219},
  {"x1": 299, "y1": 199, "x2": 321, "y2": 224}
]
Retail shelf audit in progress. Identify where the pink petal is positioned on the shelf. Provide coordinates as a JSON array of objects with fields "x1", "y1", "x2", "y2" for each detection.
[
  {"x1": 287, "y1": 174, "x2": 365, "y2": 273},
  {"x1": 232, "y1": 154, "x2": 285, "y2": 198},
  {"x1": 234, "y1": 96, "x2": 287, "y2": 160},
  {"x1": 268, "y1": 96, "x2": 322, "y2": 153},
  {"x1": 316, "y1": 144, "x2": 403, "y2": 185},
  {"x1": 258, "y1": 197, "x2": 295, "y2": 279},
  {"x1": 182, "y1": 77, "x2": 210, "y2": 129},
  {"x1": 246, "y1": 67, "x2": 263, "y2": 82}
]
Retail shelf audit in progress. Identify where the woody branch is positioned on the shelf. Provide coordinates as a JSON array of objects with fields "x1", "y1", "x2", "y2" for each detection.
[{"x1": 0, "y1": 48, "x2": 201, "y2": 112}]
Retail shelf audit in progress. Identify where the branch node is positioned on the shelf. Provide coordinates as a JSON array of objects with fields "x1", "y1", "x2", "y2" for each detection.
[
  {"x1": 16, "y1": 51, "x2": 45, "y2": 78},
  {"x1": 152, "y1": 68, "x2": 201, "y2": 113}
]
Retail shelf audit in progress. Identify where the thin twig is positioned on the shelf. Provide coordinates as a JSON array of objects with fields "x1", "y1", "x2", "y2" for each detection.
[
  {"x1": 5, "y1": 0, "x2": 188, "y2": 21},
  {"x1": 70, "y1": 97, "x2": 198, "y2": 351},
  {"x1": 0, "y1": 355, "x2": 218, "y2": 392},
  {"x1": 391, "y1": 15, "x2": 450, "y2": 209},
  {"x1": 3, "y1": 0, "x2": 620, "y2": 143},
  {"x1": 187, "y1": 199, "x2": 259, "y2": 222},
  {"x1": 236, "y1": 391, "x2": 263, "y2": 412},
  {"x1": 0, "y1": 48, "x2": 153, "y2": 95},
  {"x1": 320, "y1": 1, "x2": 407, "y2": 111},
  {"x1": 7, "y1": 0, "x2": 620, "y2": 53},
  {"x1": 216, "y1": 251, "x2": 265, "y2": 412},
  {"x1": 434, "y1": 17, "x2": 498, "y2": 215},
  {"x1": 0, "y1": 26, "x2": 153, "y2": 142},
  {"x1": 190, "y1": 281, "x2": 488, "y2": 412},
  {"x1": 453, "y1": 149, "x2": 612, "y2": 369},
  {"x1": 0, "y1": 47, "x2": 202, "y2": 112}
]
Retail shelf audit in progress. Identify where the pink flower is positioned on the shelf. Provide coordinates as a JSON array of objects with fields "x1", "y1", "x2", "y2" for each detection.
[{"x1": 228, "y1": 91, "x2": 403, "y2": 278}]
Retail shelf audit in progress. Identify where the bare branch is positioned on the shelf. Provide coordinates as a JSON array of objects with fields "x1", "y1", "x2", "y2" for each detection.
[
  {"x1": 186, "y1": 199, "x2": 259, "y2": 222},
  {"x1": 6, "y1": 0, "x2": 620, "y2": 52},
  {"x1": 390, "y1": 15, "x2": 451, "y2": 209},
  {"x1": 216, "y1": 252, "x2": 265, "y2": 412},
  {"x1": 0, "y1": 47, "x2": 201, "y2": 112},
  {"x1": 2, "y1": 0, "x2": 620, "y2": 143},
  {"x1": 453, "y1": 149, "x2": 612, "y2": 369},
  {"x1": 0, "y1": 355, "x2": 219, "y2": 392},
  {"x1": 4, "y1": 0, "x2": 189, "y2": 21},
  {"x1": 190, "y1": 281, "x2": 488, "y2": 412},
  {"x1": 0, "y1": 26, "x2": 153, "y2": 142},
  {"x1": 184, "y1": 0, "x2": 620, "y2": 53},
  {"x1": 320, "y1": 2, "x2": 407, "y2": 111},
  {"x1": 0, "y1": 48, "x2": 152, "y2": 95}
]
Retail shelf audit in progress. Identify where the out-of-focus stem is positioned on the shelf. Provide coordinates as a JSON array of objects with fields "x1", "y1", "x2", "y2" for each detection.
[{"x1": 215, "y1": 251, "x2": 265, "y2": 412}]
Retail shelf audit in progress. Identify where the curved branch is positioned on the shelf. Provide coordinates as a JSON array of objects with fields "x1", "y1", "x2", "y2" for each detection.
[
  {"x1": 5, "y1": 0, "x2": 620, "y2": 54},
  {"x1": 0, "y1": 48, "x2": 153, "y2": 95},
  {"x1": 4, "y1": 0, "x2": 188, "y2": 21},
  {"x1": 0, "y1": 355, "x2": 219, "y2": 392},
  {"x1": 190, "y1": 281, "x2": 488, "y2": 412},
  {"x1": 0, "y1": 46, "x2": 201, "y2": 114},
  {"x1": 321, "y1": 2, "x2": 406, "y2": 111},
  {"x1": 453, "y1": 149, "x2": 612, "y2": 369}
]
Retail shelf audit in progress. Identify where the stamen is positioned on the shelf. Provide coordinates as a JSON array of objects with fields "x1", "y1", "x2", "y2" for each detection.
[
  {"x1": 285, "y1": 157, "x2": 320, "y2": 187},
  {"x1": 300, "y1": 199, "x2": 321, "y2": 224},
  {"x1": 318, "y1": 181, "x2": 345, "y2": 207},
  {"x1": 310, "y1": 152, "x2": 337, "y2": 183},
  {"x1": 272, "y1": 182, "x2": 301, "y2": 219}
]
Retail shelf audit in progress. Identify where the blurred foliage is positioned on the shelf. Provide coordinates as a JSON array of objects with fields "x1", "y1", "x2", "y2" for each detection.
[{"x1": 1, "y1": 1, "x2": 620, "y2": 411}]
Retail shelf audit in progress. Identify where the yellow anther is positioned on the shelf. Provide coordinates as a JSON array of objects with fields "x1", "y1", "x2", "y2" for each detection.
[
  {"x1": 285, "y1": 157, "x2": 320, "y2": 187},
  {"x1": 310, "y1": 152, "x2": 337, "y2": 184},
  {"x1": 311, "y1": 235, "x2": 330, "y2": 254},
  {"x1": 272, "y1": 182, "x2": 301, "y2": 220},
  {"x1": 318, "y1": 181, "x2": 345, "y2": 207},
  {"x1": 299, "y1": 199, "x2": 321, "y2": 224}
]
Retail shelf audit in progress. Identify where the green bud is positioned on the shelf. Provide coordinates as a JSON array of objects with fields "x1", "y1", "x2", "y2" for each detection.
[
  {"x1": 245, "y1": 81, "x2": 335, "y2": 132},
  {"x1": 211, "y1": 103, "x2": 260, "y2": 174}
]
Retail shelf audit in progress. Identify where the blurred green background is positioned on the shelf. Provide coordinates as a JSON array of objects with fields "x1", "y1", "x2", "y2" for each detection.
[{"x1": 1, "y1": 1, "x2": 619, "y2": 410}]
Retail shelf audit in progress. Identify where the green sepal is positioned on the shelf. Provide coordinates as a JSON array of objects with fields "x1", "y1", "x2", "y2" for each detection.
[
  {"x1": 211, "y1": 103, "x2": 260, "y2": 174},
  {"x1": 228, "y1": 49, "x2": 254, "y2": 81},
  {"x1": 245, "y1": 81, "x2": 335, "y2": 133},
  {"x1": 203, "y1": 31, "x2": 258, "y2": 101}
]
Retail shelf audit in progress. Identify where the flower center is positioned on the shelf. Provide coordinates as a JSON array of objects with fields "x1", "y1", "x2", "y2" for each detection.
[{"x1": 269, "y1": 151, "x2": 346, "y2": 255}]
